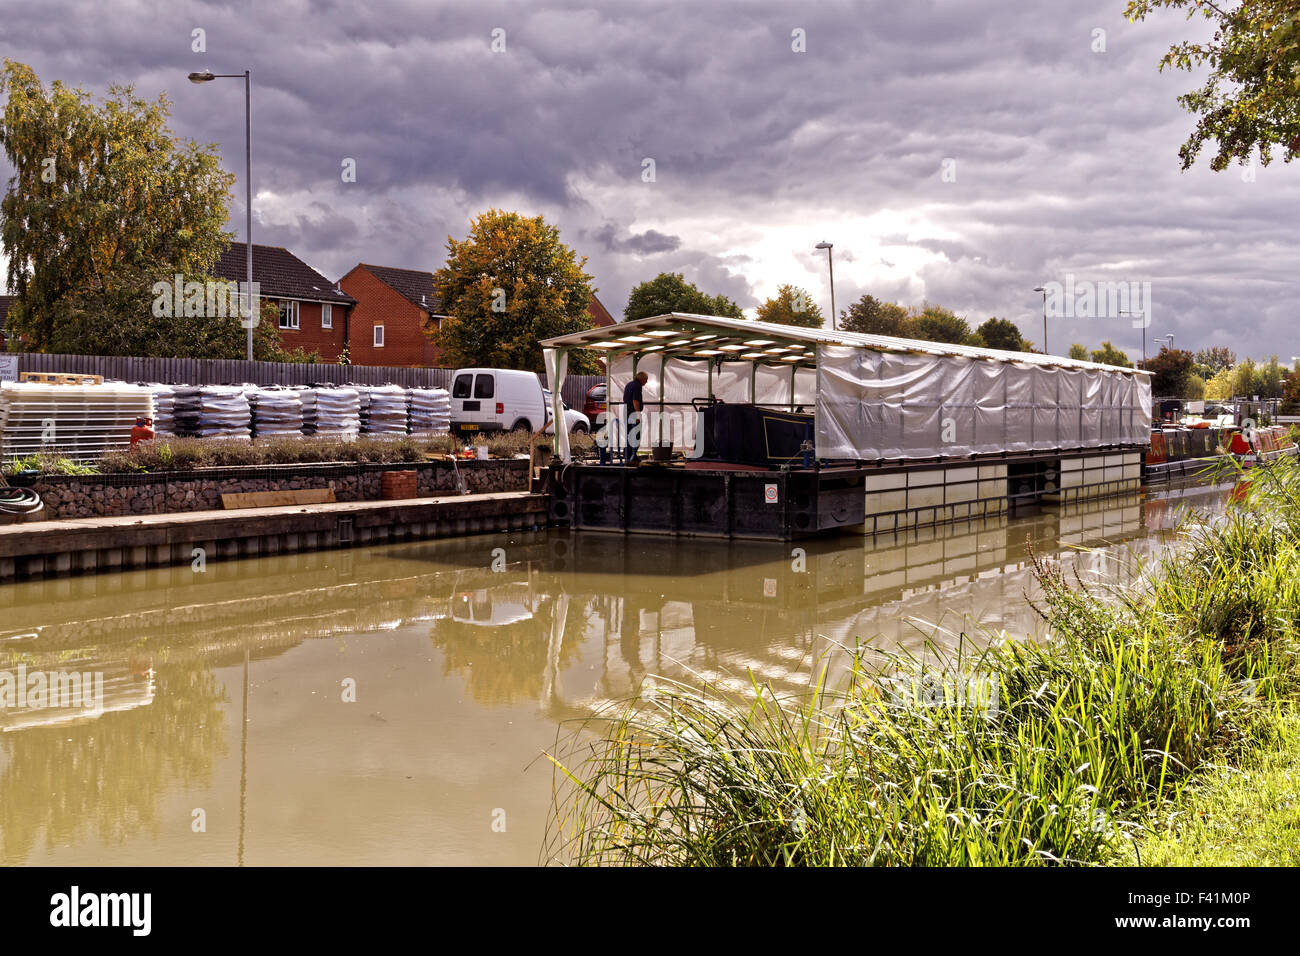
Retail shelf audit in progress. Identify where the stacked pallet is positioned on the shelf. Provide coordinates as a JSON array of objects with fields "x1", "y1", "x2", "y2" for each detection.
[
  {"x1": 197, "y1": 386, "x2": 252, "y2": 441},
  {"x1": 0, "y1": 381, "x2": 154, "y2": 462},
  {"x1": 149, "y1": 384, "x2": 177, "y2": 436},
  {"x1": 311, "y1": 387, "x2": 361, "y2": 439},
  {"x1": 297, "y1": 387, "x2": 319, "y2": 435},
  {"x1": 246, "y1": 386, "x2": 304, "y2": 439},
  {"x1": 408, "y1": 387, "x2": 451, "y2": 437},
  {"x1": 172, "y1": 385, "x2": 203, "y2": 437},
  {"x1": 360, "y1": 384, "x2": 409, "y2": 437}
]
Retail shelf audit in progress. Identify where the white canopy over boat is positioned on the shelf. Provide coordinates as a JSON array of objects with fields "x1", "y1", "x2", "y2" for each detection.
[{"x1": 541, "y1": 313, "x2": 1152, "y2": 463}]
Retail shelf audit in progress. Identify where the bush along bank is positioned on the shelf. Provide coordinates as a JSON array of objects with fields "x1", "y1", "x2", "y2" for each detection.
[{"x1": 547, "y1": 459, "x2": 1300, "y2": 866}]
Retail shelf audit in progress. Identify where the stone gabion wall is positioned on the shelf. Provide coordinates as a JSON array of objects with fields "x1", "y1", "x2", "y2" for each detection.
[{"x1": 31, "y1": 460, "x2": 529, "y2": 519}]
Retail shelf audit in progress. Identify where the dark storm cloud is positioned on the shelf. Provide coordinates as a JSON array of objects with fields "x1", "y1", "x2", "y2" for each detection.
[
  {"x1": 589, "y1": 221, "x2": 681, "y2": 255},
  {"x1": 1, "y1": 0, "x2": 1296, "y2": 353}
]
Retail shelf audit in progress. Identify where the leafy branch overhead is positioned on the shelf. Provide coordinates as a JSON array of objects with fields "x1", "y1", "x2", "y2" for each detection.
[
  {"x1": 1127, "y1": 0, "x2": 1300, "y2": 169},
  {"x1": 0, "y1": 59, "x2": 250, "y2": 355}
]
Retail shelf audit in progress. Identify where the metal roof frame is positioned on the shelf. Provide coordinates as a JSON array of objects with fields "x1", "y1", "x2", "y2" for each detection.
[{"x1": 541, "y1": 312, "x2": 1153, "y2": 375}]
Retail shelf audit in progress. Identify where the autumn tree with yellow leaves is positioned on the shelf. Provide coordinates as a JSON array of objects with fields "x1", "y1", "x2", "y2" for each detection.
[{"x1": 432, "y1": 210, "x2": 599, "y2": 373}]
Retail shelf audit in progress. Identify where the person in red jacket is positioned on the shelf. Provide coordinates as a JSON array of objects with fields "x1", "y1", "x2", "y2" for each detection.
[{"x1": 130, "y1": 417, "x2": 155, "y2": 448}]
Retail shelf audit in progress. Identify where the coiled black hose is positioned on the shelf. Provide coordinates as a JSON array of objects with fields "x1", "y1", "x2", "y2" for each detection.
[{"x1": 0, "y1": 487, "x2": 43, "y2": 516}]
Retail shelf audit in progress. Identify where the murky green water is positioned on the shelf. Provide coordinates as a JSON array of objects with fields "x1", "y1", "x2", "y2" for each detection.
[{"x1": 0, "y1": 481, "x2": 1230, "y2": 865}]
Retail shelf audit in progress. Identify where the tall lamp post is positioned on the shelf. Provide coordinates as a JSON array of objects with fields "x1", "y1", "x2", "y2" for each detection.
[
  {"x1": 189, "y1": 69, "x2": 254, "y2": 361},
  {"x1": 1033, "y1": 286, "x2": 1047, "y2": 353},
  {"x1": 1118, "y1": 310, "x2": 1147, "y2": 368},
  {"x1": 815, "y1": 241, "x2": 836, "y2": 331}
]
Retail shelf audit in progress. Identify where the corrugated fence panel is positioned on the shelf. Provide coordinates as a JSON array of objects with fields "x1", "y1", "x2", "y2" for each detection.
[
  {"x1": 12, "y1": 354, "x2": 590, "y2": 404},
  {"x1": 558, "y1": 375, "x2": 601, "y2": 409},
  {"x1": 12, "y1": 353, "x2": 455, "y2": 389}
]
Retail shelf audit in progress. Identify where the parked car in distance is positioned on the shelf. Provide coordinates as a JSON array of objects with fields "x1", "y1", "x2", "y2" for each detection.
[
  {"x1": 582, "y1": 383, "x2": 607, "y2": 422},
  {"x1": 542, "y1": 389, "x2": 590, "y2": 434},
  {"x1": 449, "y1": 368, "x2": 548, "y2": 436}
]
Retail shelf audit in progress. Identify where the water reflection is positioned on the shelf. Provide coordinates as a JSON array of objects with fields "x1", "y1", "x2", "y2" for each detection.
[{"x1": 0, "y1": 479, "x2": 1231, "y2": 864}]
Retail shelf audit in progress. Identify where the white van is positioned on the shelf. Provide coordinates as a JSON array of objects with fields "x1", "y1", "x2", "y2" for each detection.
[{"x1": 449, "y1": 368, "x2": 549, "y2": 436}]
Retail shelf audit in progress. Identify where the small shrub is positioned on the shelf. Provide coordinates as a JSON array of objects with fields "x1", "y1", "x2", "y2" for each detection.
[{"x1": 91, "y1": 433, "x2": 463, "y2": 473}]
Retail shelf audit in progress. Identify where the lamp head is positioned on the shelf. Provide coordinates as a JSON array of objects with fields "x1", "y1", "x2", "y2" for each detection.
[
  {"x1": 188, "y1": 71, "x2": 216, "y2": 84},
  {"x1": 814, "y1": 242, "x2": 833, "y2": 250}
]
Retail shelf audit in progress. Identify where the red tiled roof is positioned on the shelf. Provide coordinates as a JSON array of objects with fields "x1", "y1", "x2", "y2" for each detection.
[
  {"x1": 214, "y1": 242, "x2": 355, "y2": 305},
  {"x1": 357, "y1": 263, "x2": 441, "y2": 312}
]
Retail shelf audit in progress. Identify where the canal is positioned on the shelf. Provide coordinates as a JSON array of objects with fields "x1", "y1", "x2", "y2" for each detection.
[{"x1": 0, "y1": 479, "x2": 1231, "y2": 865}]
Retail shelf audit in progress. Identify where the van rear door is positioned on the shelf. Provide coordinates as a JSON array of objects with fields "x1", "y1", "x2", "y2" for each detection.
[{"x1": 452, "y1": 371, "x2": 498, "y2": 434}]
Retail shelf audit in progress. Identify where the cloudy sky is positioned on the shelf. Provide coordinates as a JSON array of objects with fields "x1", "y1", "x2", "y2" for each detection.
[{"x1": 2, "y1": 0, "x2": 1297, "y2": 359}]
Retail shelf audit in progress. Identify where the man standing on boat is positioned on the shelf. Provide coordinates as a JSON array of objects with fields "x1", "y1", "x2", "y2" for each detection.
[{"x1": 623, "y1": 371, "x2": 649, "y2": 464}]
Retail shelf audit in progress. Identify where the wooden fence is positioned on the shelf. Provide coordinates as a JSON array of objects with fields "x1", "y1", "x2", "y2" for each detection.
[{"x1": 7, "y1": 353, "x2": 602, "y2": 409}]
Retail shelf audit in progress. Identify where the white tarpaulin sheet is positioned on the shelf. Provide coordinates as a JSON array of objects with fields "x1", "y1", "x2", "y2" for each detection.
[
  {"x1": 608, "y1": 355, "x2": 816, "y2": 451},
  {"x1": 815, "y1": 345, "x2": 1151, "y2": 460}
]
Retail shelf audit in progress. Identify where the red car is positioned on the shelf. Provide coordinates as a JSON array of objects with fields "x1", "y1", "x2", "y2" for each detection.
[{"x1": 582, "y1": 384, "x2": 607, "y2": 422}]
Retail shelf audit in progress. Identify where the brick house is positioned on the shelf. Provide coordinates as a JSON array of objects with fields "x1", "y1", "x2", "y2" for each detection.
[
  {"x1": 337, "y1": 263, "x2": 448, "y2": 367},
  {"x1": 586, "y1": 293, "x2": 616, "y2": 328},
  {"x1": 213, "y1": 242, "x2": 356, "y2": 362},
  {"x1": 339, "y1": 261, "x2": 618, "y2": 367}
]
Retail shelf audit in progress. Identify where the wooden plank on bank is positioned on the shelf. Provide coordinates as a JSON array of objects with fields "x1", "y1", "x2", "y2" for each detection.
[{"x1": 221, "y1": 489, "x2": 336, "y2": 510}]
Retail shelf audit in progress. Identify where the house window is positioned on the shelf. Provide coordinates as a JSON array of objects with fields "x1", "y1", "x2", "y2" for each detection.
[
  {"x1": 321, "y1": 304, "x2": 332, "y2": 329},
  {"x1": 373, "y1": 324, "x2": 384, "y2": 347},
  {"x1": 278, "y1": 300, "x2": 300, "y2": 330}
]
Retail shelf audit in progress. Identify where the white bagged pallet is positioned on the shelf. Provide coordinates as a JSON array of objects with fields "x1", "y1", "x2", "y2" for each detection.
[
  {"x1": 172, "y1": 385, "x2": 202, "y2": 437},
  {"x1": 296, "y1": 387, "x2": 318, "y2": 434},
  {"x1": 310, "y1": 387, "x2": 360, "y2": 439},
  {"x1": 408, "y1": 387, "x2": 451, "y2": 437},
  {"x1": 246, "y1": 385, "x2": 304, "y2": 439},
  {"x1": 149, "y1": 384, "x2": 176, "y2": 436},
  {"x1": 360, "y1": 384, "x2": 409, "y2": 437},
  {"x1": 198, "y1": 385, "x2": 251, "y2": 441}
]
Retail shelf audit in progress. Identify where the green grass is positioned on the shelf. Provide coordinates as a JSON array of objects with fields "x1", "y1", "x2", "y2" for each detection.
[
  {"x1": 1120, "y1": 714, "x2": 1300, "y2": 866},
  {"x1": 545, "y1": 459, "x2": 1300, "y2": 867},
  {"x1": 7, "y1": 430, "x2": 598, "y2": 475}
]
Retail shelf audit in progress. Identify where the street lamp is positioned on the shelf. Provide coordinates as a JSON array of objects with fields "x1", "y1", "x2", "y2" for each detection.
[
  {"x1": 189, "y1": 69, "x2": 254, "y2": 360},
  {"x1": 1163, "y1": 333, "x2": 1174, "y2": 350},
  {"x1": 814, "y1": 242, "x2": 836, "y2": 331},
  {"x1": 1118, "y1": 310, "x2": 1147, "y2": 368},
  {"x1": 1033, "y1": 286, "x2": 1047, "y2": 353}
]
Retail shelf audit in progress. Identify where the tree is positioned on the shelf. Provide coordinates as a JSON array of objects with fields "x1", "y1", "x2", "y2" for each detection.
[
  {"x1": 1185, "y1": 373, "x2": 1206, "y2": 400},
  {"x1": 755, "y1": 284, "x2": 823, "y2": 328},
  {"x1": 1231, "y1": 357, "x2": 1258, "y2": 398},
  {"x1": 1205, "y1": 366, "x2": 1234, "y2": 400},
  {"x1": 1068, "y1": 343, "x2": 1090, "y2": 361},
  {"x1": 432, "y1": 209, "x2": 598, "y2": 373},
  {"x1": 1126, "y1": 0, "x2": 1300, "y2": 170},
  {"x1": 623, "y1": 272, "x2": 745, "y2": 322},
  {"x1": 975, "y1": 317, "x2": 1030, "y2": 351},
  {"x1": 1090, "y1": 341, "x2": 1133, "y2": 368},
  {"x1": 1194, "y1": 346, "x2": 1236, "y2": 379},
  {"x1": 840, "y1": 294, "x2": 911, "y2": 337},
  {"x1": 909, "y1": 303, "x2": 973, "y2": 345},
  {"x1": 0, "y1": 60, "x2": 235, "y2": 351},
  {"x1": 1146, "y1": 346, "x2": 1196, "y2": 396},
  {"x1": 38, "y1": 264, "x2": 291, "y2": 359},
  {"x1": 1256, "y1": 355, "x2": 1286, "y2": 398},
  {"x1": 1281, "y1": 367, "x2": 1300, "y2": 413}
]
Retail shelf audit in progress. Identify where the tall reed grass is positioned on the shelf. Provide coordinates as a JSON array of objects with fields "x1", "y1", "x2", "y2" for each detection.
[{"x1": 546, "y1": 460, "x2": 1300, "y2": 866}]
